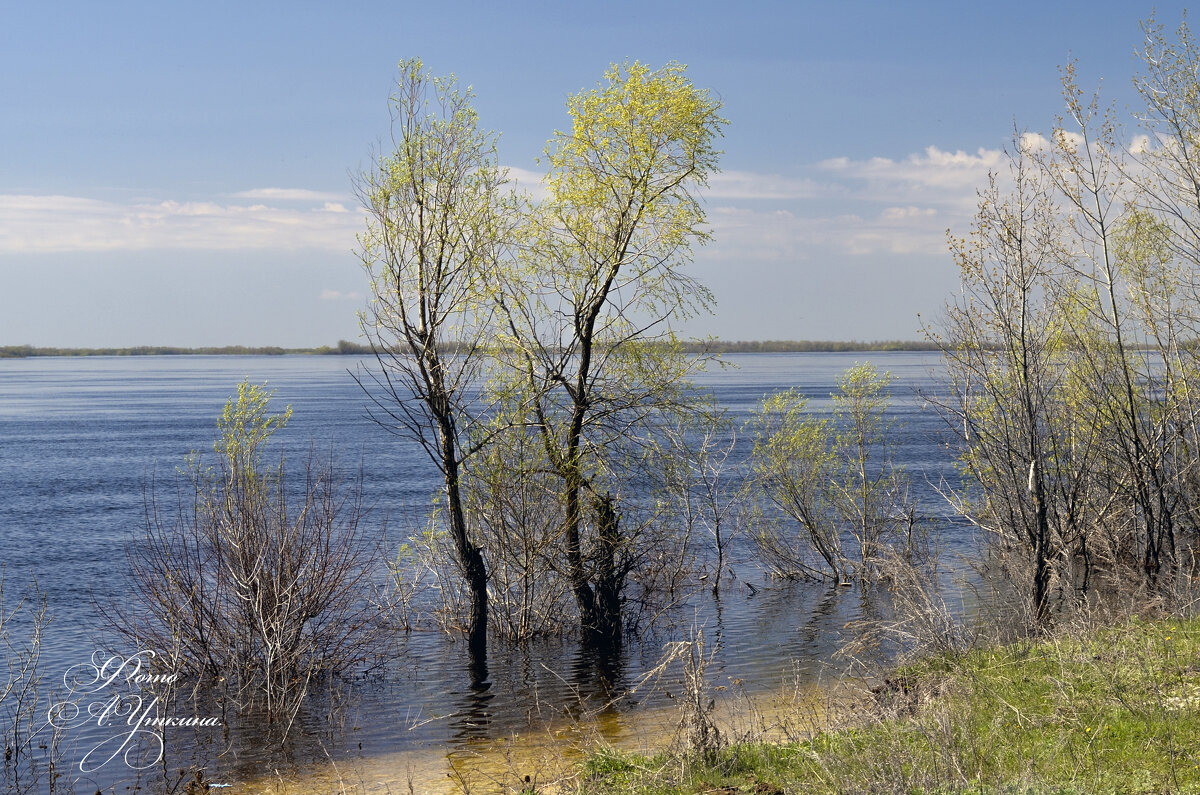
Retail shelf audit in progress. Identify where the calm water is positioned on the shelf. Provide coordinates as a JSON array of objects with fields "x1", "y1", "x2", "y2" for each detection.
[{"x1": 0, "y1": 352, "x2": 967, "y2": 791}]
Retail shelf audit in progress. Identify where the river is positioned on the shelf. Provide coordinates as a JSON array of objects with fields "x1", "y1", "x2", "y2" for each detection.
[{"x1": 0, "y1": 351, "x2": 970, "y2": 793}]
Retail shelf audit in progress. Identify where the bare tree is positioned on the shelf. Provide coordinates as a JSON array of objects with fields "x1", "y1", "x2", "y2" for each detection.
[
  {"x1": 935, "y1": 82, "x2": 1196, "y2": 620},
  {"x1": 933, "y1": 145, "x2": 1084, "y2": 624},
  {"x1": 0, "y1": 575, "x2": 69, "y2": 795},
  {"x1": 355, "y1": 59, "x2": 511, "y2": 664},
  {"x1": 1038, "y1": 69, "x2": 1183, "y2": 589},
  {"x1": 658, "y1": 409, "x2": 742, "y2": 594}
]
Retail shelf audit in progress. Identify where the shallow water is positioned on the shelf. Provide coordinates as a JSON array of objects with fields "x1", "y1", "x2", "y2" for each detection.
[{"x1": 0, "y1": 352, "x2": 966, "y2": 792}]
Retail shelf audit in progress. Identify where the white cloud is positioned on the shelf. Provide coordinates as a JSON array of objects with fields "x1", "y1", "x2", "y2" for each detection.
[
  {"x1": 819, "y1": 145, "x2": 1003, "y2": 207},
  {"x1": 319, "y1": 289, "x2": 363, "y2": 301},
  {"x1": 690, "y1": 147, "x2": 992, "y2": 264},
  {"x1": 1016, "y1": 129, "x2": 1156, "y2": 159},
  {"x1": 1018, "y1": 132, "x2": 1052, "y2": 154},
  {"x1": 502, "y1": 165, "x2": 827, "y2": 202},
  {"x1": 230, "y1": 187, "x2": 348, "y2": 202},
  {"x1": 703, "y1": 202, "x2": 949, "y2": 262},
  {"x1": 0, "y1": 148, "x2": 987, "y2": 263},
  {"x1": 703, "y1": 206, "x2": 813, "y2": 262},
  {"x1": 503, "y1": 166, "x2": 550, "y2": 200},
  {"x1": 0, "y1": 193, "x2": 364, "y2": 253},
  {"x1": 880, "y1": 206, "x2": 938, "y2": 221},
  {"x1": 703, "y1": 170, "x2": 829, "y2": 200}
]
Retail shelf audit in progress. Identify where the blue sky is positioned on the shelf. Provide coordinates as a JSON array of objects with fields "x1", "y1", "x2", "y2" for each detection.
[{"x1": 0, "y1": 0, "x2": 1184, "y2": 346}]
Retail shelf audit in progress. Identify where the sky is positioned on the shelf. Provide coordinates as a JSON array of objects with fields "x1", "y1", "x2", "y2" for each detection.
[{"x1": 0, "y1": 0, "x2": 1188, "y2": 346}]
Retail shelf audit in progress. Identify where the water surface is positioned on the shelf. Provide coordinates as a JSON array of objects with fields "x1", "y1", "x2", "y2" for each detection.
[{"x1": 0, "y1": 352, "x2": 967, "y2": 791}]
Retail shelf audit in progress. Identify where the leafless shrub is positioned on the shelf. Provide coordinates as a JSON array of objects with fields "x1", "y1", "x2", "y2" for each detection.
[
  {"x1": 464, "y1": 424, "x2": 575, "y2": 641},
  {"x1": 674, "y1": 628, "x2": 721, "y2": 762},
  {"x1": 111, "y1": 382, "x2": 387, "y2": 731},
  {"x1": 595, "y1": 626, "x2": 724, "y2": 767},
  {"x1": 1, "y1": 574, "x2": 78, "y2": 794},
  {"x1": 389, "y1": 518, "x2": 466, "y2": 635},
  {"x1": 841, "y1": 551, "x2": 974, "y2": 673},
  {"x1": 655, "y1": 412, "x2": 743, "y2": 595}
]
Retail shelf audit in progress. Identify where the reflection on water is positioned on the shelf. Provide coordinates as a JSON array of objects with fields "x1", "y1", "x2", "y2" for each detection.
[
  {"x1": 181, "y1": 577, "x2": 899, "y2": 791},
  {"x1": 0, "y1": 352, "x2": 967, "y2": 792},
  {"x1": 225, "y1": 650, "x2": 850, "y2": 795},
  {"x1": 453, "y1": 656, "x2": 496, "y2": 742}
]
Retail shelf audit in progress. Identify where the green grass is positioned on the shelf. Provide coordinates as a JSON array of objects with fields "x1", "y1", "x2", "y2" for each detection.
[{"x1": 576, "y1": 614, "x2": 1200, "y2": 794}]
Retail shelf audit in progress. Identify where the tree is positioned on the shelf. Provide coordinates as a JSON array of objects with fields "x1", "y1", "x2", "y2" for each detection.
[
  {"x1": 1, "y1": 576, "x2": 57, "y2": 795},
  {"x1": 657, "y1": 407, "x2": 742, "y2": 595},
  {"x1": 829, "y1": 364, "x2": 912, "y2": 579},
  {"x1": 1037, "y1": 69, "x2": 1182, "y2": 590},
  {"x1": 461, "y1": 406, "x2": 571, "y2": 641},
  {"x1": 494, "y1": 61, "x2": 726, "y2": 647},
  {"x1": 355, "y1": 60, "x2": 511, "y2": 664},
  {"x1": 934, "y1": 34, "x2": 1200, "y2": 621},
  {"x1": 1123, "y1": 17, "x2": 1200, "y2": 577},
  {"x1": 935, "y1": 147, "x2": 1081, "y2": 623}
]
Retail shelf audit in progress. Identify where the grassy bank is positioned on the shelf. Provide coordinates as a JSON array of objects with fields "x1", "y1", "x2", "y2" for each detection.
[{"x1": 576, "y1": 614, "x2": 1200, "y2": 794}]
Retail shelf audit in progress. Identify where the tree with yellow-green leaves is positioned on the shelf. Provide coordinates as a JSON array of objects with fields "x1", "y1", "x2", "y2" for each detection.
[
  {"x1": 357, "y1": 59, "x2": 725, "y2": 654},
  {"x1": 493, "y1": 61, "x2": 726, "y2": 648},
  {"x1": 746, "y1": 363, "x2": 913, "y2": 584}
]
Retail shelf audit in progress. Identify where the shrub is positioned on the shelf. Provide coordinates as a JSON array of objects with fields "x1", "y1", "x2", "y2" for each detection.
[{"x1": 114, "y1": 381, "x2": 385, "y2": 727}]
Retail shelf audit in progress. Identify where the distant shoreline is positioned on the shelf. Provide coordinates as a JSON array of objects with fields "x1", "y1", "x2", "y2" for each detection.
[{"x1": 0, "y1": 340, "x2": 942, "y2": 359}]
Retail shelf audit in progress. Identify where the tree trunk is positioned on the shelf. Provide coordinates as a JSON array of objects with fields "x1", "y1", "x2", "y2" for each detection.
[
  {"x1": 563, "y1": 456, "x2": 598, "y2": 637},
  {"x1": 442, "y1": 423, "x2": 488, "y2": 665},
  {"x1": 592, "y1": 492, "x2": 623, "y2": 650},
  {"x1": 1030, "y1": 459, "x2": 1052, "y2": 625}
]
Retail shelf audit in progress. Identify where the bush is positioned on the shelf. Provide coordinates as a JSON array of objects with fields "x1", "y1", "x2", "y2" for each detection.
[
  {"x1": 747, "y1": 364, "x2": 915, "y2": 583},
  {"x1": 113, "y1": 381, "x2": 385, "y2": 726},
  {"x1": 0, "y1": 575, "x2": 65, "y2": 794}
]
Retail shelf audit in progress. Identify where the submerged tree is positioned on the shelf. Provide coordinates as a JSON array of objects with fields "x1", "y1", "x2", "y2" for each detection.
[
  {"x1": 747, "y1": 386, "x2": 841, "y2": 580},
  {"x1": 355, "y1": 59, "x2": 511, "y2": 664},
  {"x1": 829, "y1": 364, "x2": 914, "y2": 579},
  {"x1": 656, "y1": 407, "x2": 742, "y2": 595},
  {"x1": 461, "y1": 407, "x2": 571, "y2": 641},
  {"x1": 494, "y1": 61, "x2": 726, "y2": 647},
  {"x1": 1, "y1": 576, "x2": 59, "y2": 795}
]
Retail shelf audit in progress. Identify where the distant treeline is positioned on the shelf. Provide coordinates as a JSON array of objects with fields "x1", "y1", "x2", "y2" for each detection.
[
  {"x1": 681, "y1": 339, "x2": 941, "y2": 353},
  {"x1": 0, "y1": 341, "x2": 368, "y2": 359},
  {"x1": 0, "y1": 345, "x2": 293, "y2": 358},
  {"x1": 0, "y1": 339, "x2": 946, "y2": 359}
]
